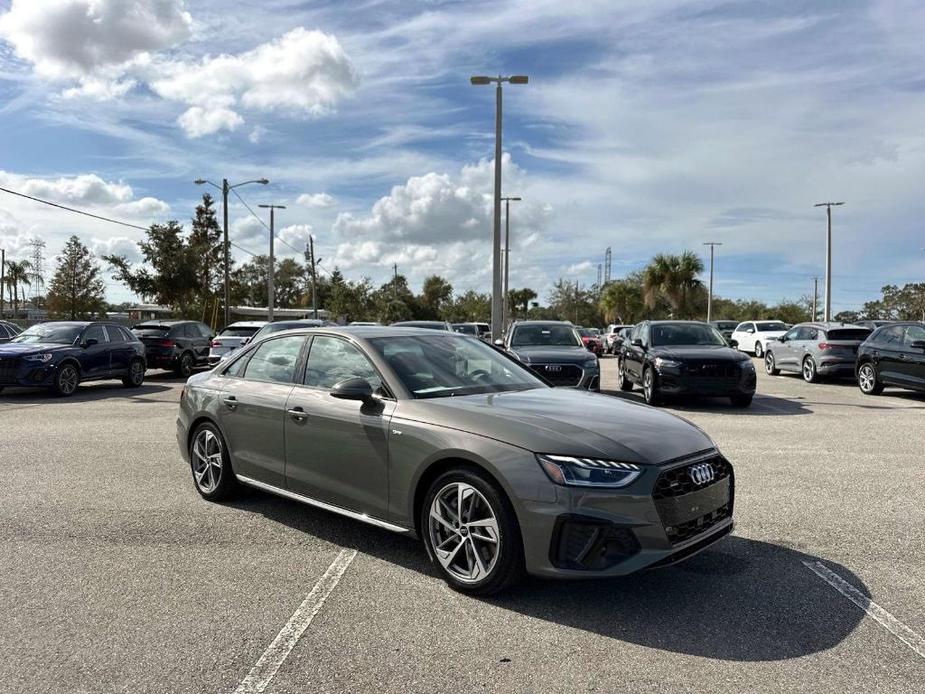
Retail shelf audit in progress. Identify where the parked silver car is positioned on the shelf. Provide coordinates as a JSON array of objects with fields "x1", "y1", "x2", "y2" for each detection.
[
  {"x1": 177, "y1": 326, "x2": 734, "y2": 595},
  {"x1": 763, "y1": 322, "x2": 872, "y2": 383}
]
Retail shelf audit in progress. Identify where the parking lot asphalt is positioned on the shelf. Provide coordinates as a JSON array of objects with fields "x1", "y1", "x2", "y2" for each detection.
[{"x1": 1, "y1": 360, "x2": 923, "y2": 693}]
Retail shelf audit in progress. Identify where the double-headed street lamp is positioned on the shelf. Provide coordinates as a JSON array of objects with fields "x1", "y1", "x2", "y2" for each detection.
[
  {"x1": 258, "y1": 204, "x2": 286, "y2": 321},
  {"x1": 501, "y1": 196, "x2": 521, "y2": 329},
  {"x1": 703, "y1": 242, "x2": 722, "y2": 322},
  {"x1": 814, "y1": 201, "x2": 844, "y2": 322},
  {"x1": 470, "y1": 74, "x2": 528, "y2": 341},
  {"x1": 195, "y1": 177, "x2": 269, "y2": 327}
]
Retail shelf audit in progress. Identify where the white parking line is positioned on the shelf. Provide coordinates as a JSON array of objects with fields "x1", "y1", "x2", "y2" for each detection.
[
  {"x1": 803, "y1": 561, "x2": 925, "y2": 660},
  {"x1": 233, "y1": 549, "x2": 358, "y2": 694}
]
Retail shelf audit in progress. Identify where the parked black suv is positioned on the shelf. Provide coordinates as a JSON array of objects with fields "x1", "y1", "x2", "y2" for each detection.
[
  {"x1": 0, "y1": 321, "x2": 146, "y2": 396},
  {"x1": 856, "y1": 322, "x2": 925, "y2": 396},
  {"x1": 500, "y1": 320, "x2": 600, "y2": 390},
  {"x1": 132, "y1": 320, "x2": 213, "y2": 377},
  {"x1": 618, "y1": 320, "x2": 756, "y2": 407}
]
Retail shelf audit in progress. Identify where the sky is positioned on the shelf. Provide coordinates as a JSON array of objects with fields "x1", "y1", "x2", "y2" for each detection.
[{"x1": 1, "y1": 0, "x2": 924, "y2": 312}]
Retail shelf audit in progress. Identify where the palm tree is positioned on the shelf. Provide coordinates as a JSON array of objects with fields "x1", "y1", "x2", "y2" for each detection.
[
  {"x1": 642, "y1": 252, "x2": 704, "y2": 318},
  {"x1": 4, "y1": 260, "x2": 32, "y2": 319}
]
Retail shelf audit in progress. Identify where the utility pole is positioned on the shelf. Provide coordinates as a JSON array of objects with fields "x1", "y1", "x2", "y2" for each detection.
[
  {"x1": 814, "y1": 202, "x2": 844, "y2": 321},
  {"x1": 811, "y1": 276, "x2": 820, "y2": 321},
  {"x1": 703, "y1": 242, "x2": 723, "y2": 322},
  {"x1": 393, "y1": 263, "x2": 399, "y2": 301},
  {"x1": 0, "y1": 247, "x2": 5, "y2": 319},
  {"x1": 470, "y1": 73, "x2": 529, "y2": 341},
  {"x1": 500, "y1": 195, "x2": 521, "y2": 331},
  {"x1": 308, "y1": 238, "x2": 318, "y2": 319},
  {"x1": 604, "y1": 246, "x2": 612, "y2": 284},
  {"x1": 195, "y1": 176, "x2": 269, "y2": 327},
  {"x1": 597, "y1": 264, "x2": 602, "y2": 288},
  {"x1": 258, "y1": 204, "x2": 286, "y2": 321}
]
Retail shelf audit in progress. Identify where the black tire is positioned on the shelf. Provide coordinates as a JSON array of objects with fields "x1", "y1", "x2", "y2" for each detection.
[
  {"x1": 53, "y1": 362, "x2": 80, "y2": 397},
  {"x1": 802, "y1": 356, "x2": 819, "y2": 384},
  {"x1": 764, "y1": 351, "x2": 780, "y2": 376},
  {"x1": 642, "y1": 366, "x2": 661, "y2": 406},
  {"x1": 857, "y1": 362, "x2": 883, "y2": 395},
  {"x1": 188, "y1": 422, "x2": 239, "y2": 501},
  {"x1": 754, "y1": 341, "x2": 764, "y2": 358},
  {"x1": 176, "y1": 351, "x2": 194, "y2": 378},
  {"x1": 421, "y1": 467, "x2": 525, "y2": 596},
  {"x1": 122, "y1": 358, "x2": 145, "y2": 388},
  {"x1": 730, "y1": 394, "x2": 753, "y2": 408},
  {"x1": 617, "y1": 359, "x2": 634, "y2": 391}
]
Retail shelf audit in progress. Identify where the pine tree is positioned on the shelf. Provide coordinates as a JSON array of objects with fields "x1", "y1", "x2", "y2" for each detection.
[
  {"x1": 188, "y1": 194, "x2": 224, "y2": 303},
  {"x1": 46, "y1": 236, "x2": 106, "y2": 319}
]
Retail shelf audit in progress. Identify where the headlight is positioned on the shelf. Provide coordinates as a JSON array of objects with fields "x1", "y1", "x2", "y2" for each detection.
[
  {"x1": 519, "y1": 354, "x2": 532, "y2": 365},
  {"x1": 583, "y1": 356, "x2": 599, "y2": 367},
  {"x1": 536, "y1": 454, "x2": 642, "y2": 488},
  {"x1": 654, "y1": 356, "x2": 681, "y2": 370},
  {"x1": 23, "y1": 353, "x2": 52, "y2": 363},
  {"x1": 740, "y1": 358, "x2": 755, "y2": 370}
]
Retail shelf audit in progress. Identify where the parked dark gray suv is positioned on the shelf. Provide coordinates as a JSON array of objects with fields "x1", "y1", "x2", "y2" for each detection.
[
  {"x1": 500, "y1": 320, "x2": 600, "y2": 390},
  {"x1": 764, "y1": 322, "x2": 872, "y2": 383},
  {"x1": 177, "y1": 327, "x2": 734, "y2": 595}
]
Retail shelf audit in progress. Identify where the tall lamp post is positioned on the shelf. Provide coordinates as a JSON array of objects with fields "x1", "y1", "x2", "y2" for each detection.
[
  {"x1": 703, "y1": 242, "x2": 722, "y2": 322},
  {"x1": 470, "y1": 74, "x2": 528, "y2": 341},
  {"x1": 813, "y1": 201, "x2": 844, "y2": 322},
  {"x1": 195, "y1": 177, "x2": 269, "y2": 327},
  {"x1": 500, "y1": 195, "x2": 521, "y2": 329},
  {"x1": 0, "y1": 247, "x2": 5, "y2": 319},
  {"x1": 258, "y1": 204, "x2": 286, "y2": 321}
]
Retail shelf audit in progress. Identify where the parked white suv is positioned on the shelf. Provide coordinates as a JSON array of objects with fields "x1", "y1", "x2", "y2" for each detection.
[
  {"x1": 731, "y1": 320, "x2": 789, "y2": 358},
  {"x1": 207, "y1": 321, "x2": 267, "y2": 365}
]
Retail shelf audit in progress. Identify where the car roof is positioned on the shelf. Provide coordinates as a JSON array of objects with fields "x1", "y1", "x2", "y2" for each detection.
[
  {"x1": 224, "y1": 321, "x2": 267, "y2": 327},
  {"x1": 795, "y1": 321, "x2": 869, "y2": 329},
  {"x1": 644, "y1": 320, "x2": 710, "y2": 325}
]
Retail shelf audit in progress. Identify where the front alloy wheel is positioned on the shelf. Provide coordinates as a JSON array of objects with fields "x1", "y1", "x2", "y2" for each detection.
[
  {"x1": 643, "y1": 367, "x2": 661, "y2": 406},
  {"x1": 54, "y1": 363, "x2": 80, "y2": 396},
  {"x1": 765, "y1": 351, "x2": 780, "y2": 375},
  {"x1": 618, "y1": 359, "x2": 634, "y2": 391},
  {"x1": 858, "y1": 363, "x2": 883, "y2": 395},
  {"x1": 423, "y1": 469, "x2": 523, "y2": 595}
]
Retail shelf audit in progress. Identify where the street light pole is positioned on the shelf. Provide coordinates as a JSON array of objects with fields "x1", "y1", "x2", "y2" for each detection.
[
  {"x1": 195, "y1": 177, "x2": 269, "y2": 327},
  {"x1": 811, "y1": 276, "x2": 820, "y2": 321},
  {"x1": 501, "y1": 195, "x2": 521, "y2": 329},
  {"x1": 1, "y1": 247, "x2": 5, "y2": 319},
  {"x1": 814, "y1": 202, "x2": 844, "y2": 322},
  {"x1": 471, "y1": 74, "x2": 528, "y2": 341},
  {"x1": 703, "y1": 242, "x2": 722, "y2": 322},
  {"x1": 258, "y1": 204, "x2": 286, "y2": 321}
]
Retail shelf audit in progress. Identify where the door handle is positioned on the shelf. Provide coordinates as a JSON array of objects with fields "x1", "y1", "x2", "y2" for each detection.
[
  {"x1": 222, "y1": 396, "x2": 238, "y2": 410},
  {"x1": 899, "y1": 354, "x2": 906, "y2": 360},
  {"x1": 287, "y1": 407, "x2": 309, "y2": 421}
]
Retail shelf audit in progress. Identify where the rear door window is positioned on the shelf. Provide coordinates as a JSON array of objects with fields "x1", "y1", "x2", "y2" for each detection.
[{"x1": 106, "y1": 326, "x2": 126, "y2": 343}]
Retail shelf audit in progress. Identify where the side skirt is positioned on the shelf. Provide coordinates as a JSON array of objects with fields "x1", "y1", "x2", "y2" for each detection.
[{"x1": 235, "y1": 474, "x2": 413, "y2": 535}]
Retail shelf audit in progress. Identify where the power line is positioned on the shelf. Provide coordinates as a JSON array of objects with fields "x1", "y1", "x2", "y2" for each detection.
[
  {"x1": 0, "y1": 186, "x2": 148, "y2": 230},
  {"x1": 230, "y1": 187, "x2": 303, "y2": 256}
]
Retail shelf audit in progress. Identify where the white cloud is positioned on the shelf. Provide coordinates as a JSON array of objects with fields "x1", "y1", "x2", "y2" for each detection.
[
  {"x1": 564, "y1": 260, "x2": 595, "y2": 275},
  {"x1": 248, "y1": 125, "x2": 268, "y2": 144},
  {"x1": 0, "y1": 0, "x2": 191, "y2": 79},
  {"x1": 4, "y1": 171, "x2": 133, "y2": 205},
  {"x1": 150, "y1": 27, "x2": 357, "y2": 132},
  {"x1": 296, "y1": 192, "x2": 335, "y2": 208},
  {"x1": 91, "y1": 235, "x2": 142, "y2": 264},
  {"x1": 278, "y1": 224, "x2": 312, "y2": 251},
  {"x1": 230, "y1": 216, "x2": 266, "y2": 246},
  {"x1": 177, "y1": 106, "x2": 244, "y2": 138},
  {"x1": 115, "y1": 197, "x2": 170, "y2": 217}
]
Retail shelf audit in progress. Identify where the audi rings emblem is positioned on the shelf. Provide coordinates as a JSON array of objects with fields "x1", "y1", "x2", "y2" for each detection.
[{"x1": 688, "y1": 463, "x2": 715, "y2": 486}]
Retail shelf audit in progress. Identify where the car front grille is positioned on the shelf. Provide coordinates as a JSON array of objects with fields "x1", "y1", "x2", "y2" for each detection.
[
  {"x1": 530, "y1": 363, "x2": 583, "y2": 387},
  {"x1": 683, "y1": 361, "x2": 739, "y2": 379},
  {"x1": 0, "y1": 357, "x2": 18, "y2": 384},
  {"x1": 652, "y1": 454, "x2": 734, "y2": 546}
]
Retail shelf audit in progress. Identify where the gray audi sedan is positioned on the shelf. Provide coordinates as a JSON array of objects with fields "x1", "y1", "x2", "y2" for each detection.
[{"x1": 177, "y1": 327, "x2": 734, "y2": 595}]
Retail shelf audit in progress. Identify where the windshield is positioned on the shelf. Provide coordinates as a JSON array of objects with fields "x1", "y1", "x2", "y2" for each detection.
[
  {"x1": 13, "y1": 324, "x2": 83, "y2": 345},
  {"x1": 511, "y1": 324, "x2": 581, "y2": 347},
  {"x1": 757, "y1": 322, "x2": 787, "y2": 332},
  {"x1": 369, "y1": 335, "x2": 544, "y2": 399},
  {"x1": 220, "y1": 326, "x2": 261, "y2": 337},
  {"x1": 650, "y1": 323, "x2": 728, "y2": 347}
]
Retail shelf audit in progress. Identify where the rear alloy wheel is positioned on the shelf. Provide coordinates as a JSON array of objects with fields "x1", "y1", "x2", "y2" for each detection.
[
  {"x1": 617, "y1": 359, "x2": 634, "y2": 391},
  {"x1": 754, "y1": 341, "x2": 764, "y2": 358},
  {"x1": 642, "y1": 367, "x2": 661, "y2": 406},
  {"x1": 422, "y1": 469, "x2": 524, "y2": 596},
  {"x1": 857, "y1": 362, "x2": 883, "y2": 395},
  {"x1": 802, "y1": 356, "x2": 819, "y2": 383},
  {"x1": 53, "y1": 363, "x2": 80, "y2": 396},
  {"x1": 765, "y1": 351, "x2": 780, "y2": 376},
  {"x1": 189, "y1": 423, "x2": 238, "y2": 501},
  {"x1": 176, "y1": 352, "x2": 194, "y2": 378},
  {"x1": 122, "y1": 358, "x2": 145, "y2": 388}
]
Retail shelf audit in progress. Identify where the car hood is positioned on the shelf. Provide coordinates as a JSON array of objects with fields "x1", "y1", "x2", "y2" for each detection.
[
  {"x1": 0, "y1": 342, "x2": 71, "y2": 357},
  {"x1": 650, "y1": 345, "x2": 745, "y2": 362},
  {"x1": 509, "y1": 346, "x2": 593, "y2": 363},
  {"x1": 395, "y1": 388, "x2": 714, "y2": 465}
]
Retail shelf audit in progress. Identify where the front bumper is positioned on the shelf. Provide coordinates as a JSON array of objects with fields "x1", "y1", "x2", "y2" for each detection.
[
  {"x1": 0, "y1": 358, "x2": 59, "y2": 388},
  {"x1": 517, "y1": 450, "x2": 734, "y2": 578},
  {"x1": 527, "y1": 362, "x2": 600, "y2": 391}
]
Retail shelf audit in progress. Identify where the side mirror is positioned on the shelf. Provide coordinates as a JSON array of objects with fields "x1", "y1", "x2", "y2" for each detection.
[
  {"x1": 82, "y1": 338, "x2": 99, "y2": 348},
  {"x1": 493, "y1": 339, "x2": 504, "y2": 347},
  {"x1": 729, "y1": 339, "x2": 738, "y2": 348},
  {"x1": 910, "y1": 340, "x2": 925, "y2": 351},
  {"x1": 631, "y1": 338, "x2": 643, "y2": 347},
  {"x1": 331, "y1": 377, "x2": 374, "y2": 403},
  {"x1": 242, "y1": 337, "x2": 252, "y2": 345}
]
